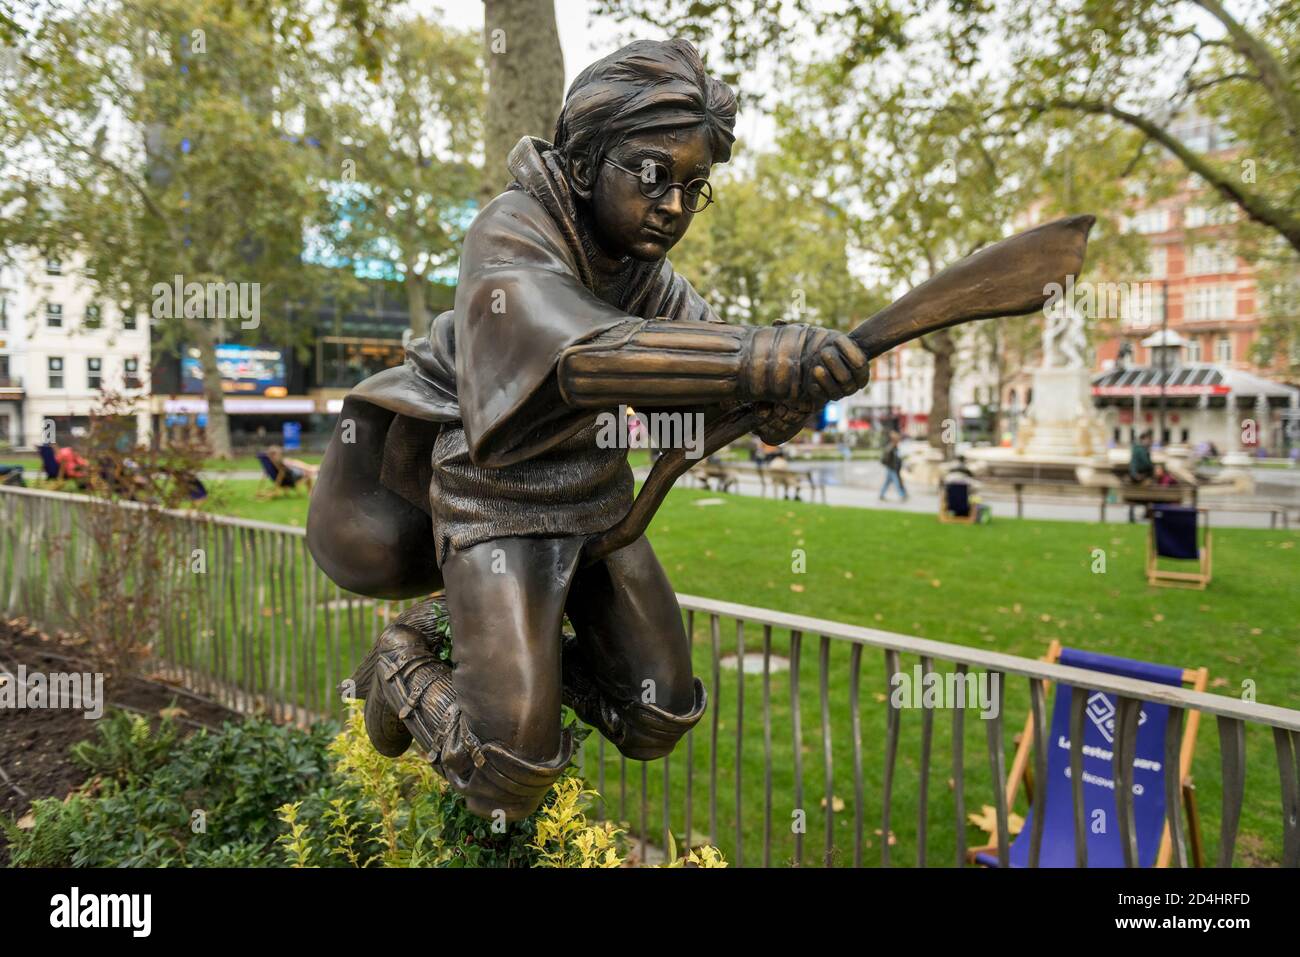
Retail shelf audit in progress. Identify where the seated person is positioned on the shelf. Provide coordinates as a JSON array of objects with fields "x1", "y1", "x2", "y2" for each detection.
[
  {"x1": 942, "y1": 466, "x2": 991, "y2": 523},
  {"x1": 1155, "y1": 463, "x2": 1178, "y2": 487},
  {"x1": 265, "y1": 445, "x2": 319, "y2": 484},
  {"x1": 54, "y1": 445, "x2": 89, "y2": 479},
  {"x1": 1128, "y1": 430, "x2": 1155, "y2": 484},
  {"x1": 946, "y1": 454, "x2": 975, "y2": 480}
]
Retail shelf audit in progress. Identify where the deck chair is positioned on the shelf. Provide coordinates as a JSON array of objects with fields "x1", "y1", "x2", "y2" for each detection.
[
  {"x1": 1147, "y1": 505, "x2": 1212, "y2": 589},
  {"x1": 0, "y1": 465, "x2": 25, "y2": 487},
  {"x1": 256, "y1": 452, "x2": 310, "y2": 499},
  {"x1": 36, "y1": 443, "x2": 63, "y2": 481},
  {"x1": 939, "y1": 480, "x2": 978, "y2": 524},
  {"x1": 969, "y1": 640, "x2": 1208, "y2": 868},
  {"x1": 183, "y1": 473, "x2": 208, "y2": 503}
]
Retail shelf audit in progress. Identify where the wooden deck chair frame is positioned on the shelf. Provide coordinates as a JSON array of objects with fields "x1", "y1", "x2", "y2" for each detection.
[
  {"x1": 967, "y1": 640, "x2": 1208, "y2": 868},
  {"x1": 1147, "y1": 507, "x2": 1212, "y2": 590},
  {"x1": 938, "y1": 482, "x2": 978, "y2": 525}
]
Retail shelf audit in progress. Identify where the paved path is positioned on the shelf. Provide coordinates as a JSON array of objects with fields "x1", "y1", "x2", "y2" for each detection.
[{"x1": 633, "y1": 460, "x2": 1300, "y2": 529}]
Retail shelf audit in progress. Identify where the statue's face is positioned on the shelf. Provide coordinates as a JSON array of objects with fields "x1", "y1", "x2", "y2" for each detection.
[{"x1": 586, "y1": 125, "x2": 713, "y2": 262}]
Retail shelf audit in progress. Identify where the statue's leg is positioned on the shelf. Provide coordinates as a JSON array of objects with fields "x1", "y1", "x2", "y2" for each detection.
[
  {"x1": 563, "y1": 535, "x2": 706, "y2": 760},
  {"x1": 432, "y1": 535, "x2": 585, "y2": 821}
]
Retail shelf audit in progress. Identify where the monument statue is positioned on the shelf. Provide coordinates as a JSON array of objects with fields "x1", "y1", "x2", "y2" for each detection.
[
  {"x1": 307, "y1": 38, "x2": 1094, "y2": 823},
  {"x1": 1042, "y1": 299, "x2": 1087, "y2": 369}
]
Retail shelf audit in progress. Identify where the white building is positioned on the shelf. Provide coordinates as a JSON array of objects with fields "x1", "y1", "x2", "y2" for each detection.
[{"x1": 0, "y1": 250, "x2": 151, "y2": 449}]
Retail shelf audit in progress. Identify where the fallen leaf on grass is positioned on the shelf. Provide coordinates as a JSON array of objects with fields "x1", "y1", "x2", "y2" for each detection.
[
  {"x1": 820, "y1": 796, "x2": 846, "y2": 812},
  {"x1": 966, "y1": 805, "x2": 1025, "y2": 836}
]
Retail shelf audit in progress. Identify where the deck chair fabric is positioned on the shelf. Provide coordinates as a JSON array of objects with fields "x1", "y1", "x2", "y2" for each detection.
[
  {"x1": 37, "y1": 444, "x2": 61, "y2": 480},
  {"x1": 1153, "y1": 505, "x2": 1199, "y2": 560},
  {"x1": 945, "y1": 482, "x2": 971, "y2": 517},
  {"x1": 975, "y1": 647, "x2": 1193, "y2": 869},
  {"x1": 1147, "y1": 506, "x2": 1211, "y2": 589},
  {"x1": 258, "y1": 453, "x2": 299, "y2": 489}
]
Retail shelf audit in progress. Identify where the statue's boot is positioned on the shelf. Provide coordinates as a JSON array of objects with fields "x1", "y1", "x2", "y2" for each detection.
[
  {"x1": 560, "y1": 634, "x2": 706, "y2": 760},
  {"x1": 348, "y1": 599, "x2": 573, "y2": 821}
]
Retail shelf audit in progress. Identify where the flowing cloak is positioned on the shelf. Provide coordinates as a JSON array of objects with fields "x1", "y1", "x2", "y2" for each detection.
[{"x1": 306, "y1": 136, "x2": 721, "y2": 599}]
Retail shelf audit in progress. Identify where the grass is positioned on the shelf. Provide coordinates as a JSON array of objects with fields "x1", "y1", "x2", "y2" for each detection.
[{"x1": 188, "y1": 475, "x2": 1299, "y2": 867}]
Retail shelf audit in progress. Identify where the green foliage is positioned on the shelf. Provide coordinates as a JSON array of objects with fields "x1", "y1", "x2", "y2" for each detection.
[
  {"x1": 6, "y1": 705, "x2": 725, "y2": 869},
  {"x1": 70, "y1": 709, "x2": 180, "y2": 783},
  {"x1": 9, "y1": 709, "x2": 338, "y2": 868},
  {"x1": 1, "y1": 796, "x2": 91, "y2": 868},
  {"x1": 281, "y1": 704, "x2": 725, "y2": 868},
  {"x1": 672, "y1": 151, "x2": 887, "y2": 331}
]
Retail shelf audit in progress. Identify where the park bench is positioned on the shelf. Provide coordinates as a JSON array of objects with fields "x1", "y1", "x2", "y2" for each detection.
[
  {"x1": 693, "y1": 459, "x2": 739, "y2": 493},
  {"x1": 1196, "y1": 499, "x2": 1290, "y2": 529}
]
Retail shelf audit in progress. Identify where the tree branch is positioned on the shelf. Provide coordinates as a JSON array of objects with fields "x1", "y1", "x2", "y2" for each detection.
[
  {"x1": 1190, "y1": 0, "x2": 1300, "y2": 138},
  {"x1": 1028, "y1": 97, "x2": 1300, "y2": 254}
]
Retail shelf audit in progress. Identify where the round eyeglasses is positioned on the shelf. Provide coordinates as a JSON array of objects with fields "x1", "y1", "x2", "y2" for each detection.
[{"x1": 604, "y1": 158, "x2": 714, "y2": 212}]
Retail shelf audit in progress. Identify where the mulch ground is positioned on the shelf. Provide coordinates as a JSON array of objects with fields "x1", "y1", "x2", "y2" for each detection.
[{"x1": 0, "y1": 617, "x2": 242, "y2": 866}]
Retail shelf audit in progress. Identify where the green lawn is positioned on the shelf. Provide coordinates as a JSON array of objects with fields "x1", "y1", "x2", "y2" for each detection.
[{"x1": 191, "y1": 476, "x2": 1299, "y2": 867}]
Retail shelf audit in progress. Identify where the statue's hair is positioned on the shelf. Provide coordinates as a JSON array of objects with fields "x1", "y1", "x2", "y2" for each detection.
[{"x1": 553, "y1": 38, "x2": 737, "y2": 172}]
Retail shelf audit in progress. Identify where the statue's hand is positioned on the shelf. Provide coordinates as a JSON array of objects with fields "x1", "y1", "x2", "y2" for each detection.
[
  {"x1": 755, "y1": 401, "x2": 817, "y2": 446},
  {"x1": 800, "y1": 328, "x2": 871, "y2": 404}
]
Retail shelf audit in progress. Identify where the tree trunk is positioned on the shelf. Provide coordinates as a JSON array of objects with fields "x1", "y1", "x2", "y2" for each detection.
[
  {"x1": 186, "y1": 317, "x2": 232, "y2": 459},
  {"x1": 406, "y1": 264, "x2": 428, "y2": 337},
  {"x1": 481, "y1": 0, "x2": 564, "y2": 207},
  {"x1": 925, "y1": 329, "x2": 956, "y2": 451}
]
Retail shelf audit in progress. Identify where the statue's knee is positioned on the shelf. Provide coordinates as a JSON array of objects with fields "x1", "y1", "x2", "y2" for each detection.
[
  {"x1": 437, "y1": 710, "x2": 574, "y2": 822},
  {"x1": 609, "y1": 677, "x2": 708, "y2": 761}
]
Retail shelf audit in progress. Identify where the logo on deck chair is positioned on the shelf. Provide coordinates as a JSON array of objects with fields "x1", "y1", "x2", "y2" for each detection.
[{"x1": 1085, "y1": 692, "x2": 1147, "y2": 744}]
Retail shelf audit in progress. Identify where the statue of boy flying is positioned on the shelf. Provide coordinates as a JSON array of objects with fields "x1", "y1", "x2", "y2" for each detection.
[{"x1": 307, "y1": 38, "x2": 869, "y2": 821}]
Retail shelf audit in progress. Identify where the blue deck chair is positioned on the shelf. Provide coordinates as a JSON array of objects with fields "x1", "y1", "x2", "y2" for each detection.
[
  {"x1": 970, "y1": 641, "x2": 1207, "y2": 868},
  {"x1": 939, "y1": 480, "x2": 977, "y2": 524},
  {"x1": 0, "y1": 464, "x2": 25, "y2": 486},
  {"x1": 184, "y1": 474, "x2": 208, "y2": 502},
  {"x1": 36, "y1": 443, "x2": 62, "y2": 480},
  {"x1": 1147, "y1": 505, "x2": 1212, "y2": 589},
  {"x1": 256, "y1": 452, "x2": 308, "y2": 498}
]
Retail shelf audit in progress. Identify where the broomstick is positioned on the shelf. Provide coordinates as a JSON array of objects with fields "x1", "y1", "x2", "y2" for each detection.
[{"x1": 582, "y1": 214, "x2": 1096, "y2": 564}]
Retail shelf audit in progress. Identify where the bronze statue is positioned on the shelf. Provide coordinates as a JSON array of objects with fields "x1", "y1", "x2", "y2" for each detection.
[{"x1": 307, "y1": 38, "x2": 1094, "y2": 823}]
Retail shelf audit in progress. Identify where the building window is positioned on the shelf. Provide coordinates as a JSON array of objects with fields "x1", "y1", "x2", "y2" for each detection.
[
  {"x1": 1185, "y1": 338, "x2": 1202, "y2": 362},
  {"x1": 46, "y1": 303, "x2": 63, "y2": 328},
  {"x1": 1146, "y1": 245, "x2": 1167, "y2": 279},
  {"x1": 1128, "y1": 209, "x2": 1170, "y2": 235},
  {"x1": 84, "y1": 304, "x2": 102, "y2": 329},
  {"x1": 48, "y1": 356, "x2": 64, "y2": 389},
  {"x1": 1187, "y1": 284, "x2": 1236, "y2": 321},
  {"x1": 1126, "y1": 284, "x2": 1164, "y2": 325},
  {"x1": 1184, "y1": 204, "x2": 1234, "y2": 229},
  {"x1": 124, "y1": 356, "x2": 141, "y2": 389},
  {"x1": 1187, "y1": 243, "x2": 1237, "y2": 276},
  {"x1": 1215, "y1": 336, "x2": 1232, "y2": 363},
  {"x1": 0, "y1": 355, "x2": 9, "y2": 381},
  {"x1": 45, "y1": 257, "x2": 62, "y2": 276},
  {"x1": 122, "y1": 312, "x2": 137, "y2": 331},
  {"x1": 0, "y1": 295, "x2": 8, "y2": 331},
  {"x1": 87, "y1": 357, "x2": 103, "y2": 391}
]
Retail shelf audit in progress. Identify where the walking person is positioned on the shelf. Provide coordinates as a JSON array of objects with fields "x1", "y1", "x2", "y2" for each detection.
[{"x1": 880, "y1": 430, "x2": 908, "y2": 502}]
